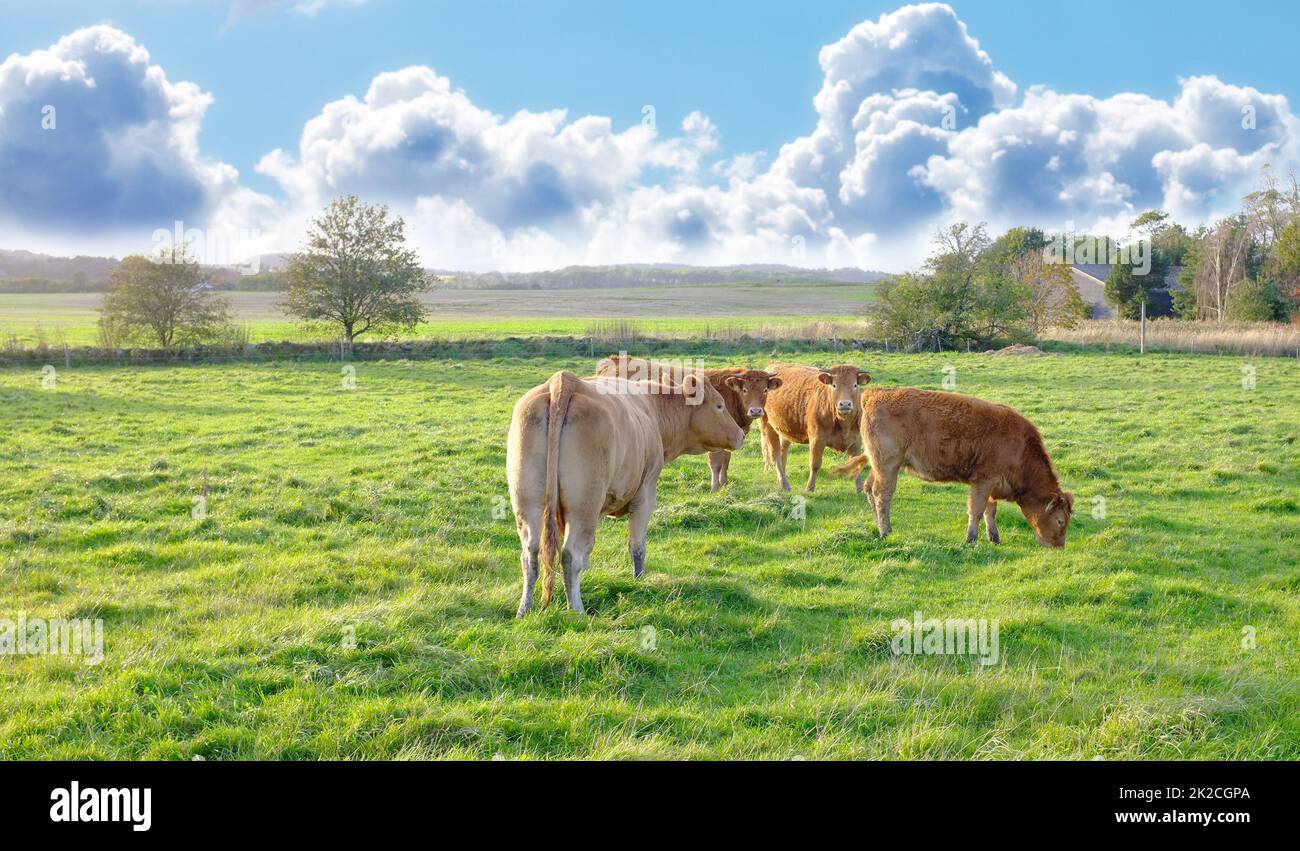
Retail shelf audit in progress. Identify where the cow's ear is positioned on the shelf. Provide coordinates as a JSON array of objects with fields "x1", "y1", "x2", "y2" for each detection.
[
  {"x1": 766, "y1": 375, "x2": 783, "y2": 390},
  {"x1": 816, "y1": 371, "x2": 834, "y2": 385},
  {"x1": 724, "y1": 375, "x2": 745, "y2": 393},
  {"x1": 857, "y1": 371, "x2": 872, "y2": 384}
]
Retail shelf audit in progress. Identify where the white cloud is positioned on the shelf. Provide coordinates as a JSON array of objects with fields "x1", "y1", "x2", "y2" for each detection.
[
  {"x1": 5, "y1": 5, "x2": 1300, "y2": 271},
  {"x1": 0, "y1": 25, "x2": 279, "y2": 260}
]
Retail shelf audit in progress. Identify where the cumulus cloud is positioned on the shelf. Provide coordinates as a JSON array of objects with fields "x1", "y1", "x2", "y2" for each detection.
[
  {"x1": 5, "y1": 5, "x2": 1300, "y2": 270},
  {"x1": 0, "y1": 26, "x2": 278, "y2": 257}
]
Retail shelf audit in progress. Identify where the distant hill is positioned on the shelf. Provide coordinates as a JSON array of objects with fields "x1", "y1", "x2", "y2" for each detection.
[
  {"x1": 0, "y1": 249, "x2": 120, "y2": 291},
  {"x1": 0, "y1": 251, "x2": 886, "y2": 293}
]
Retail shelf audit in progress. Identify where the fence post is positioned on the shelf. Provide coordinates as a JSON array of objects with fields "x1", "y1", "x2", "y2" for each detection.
[{"x1": 1139, "y1": 301, "x2": 1146, "y2": 354}]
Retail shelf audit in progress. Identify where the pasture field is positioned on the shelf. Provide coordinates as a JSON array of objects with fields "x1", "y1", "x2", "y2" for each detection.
[
  {"x1": 0, "y1": 282, "x2": 875, "y2": 346},
  {"x1": 1, "y1": 349, "x2": 1298, "y2": 759}
]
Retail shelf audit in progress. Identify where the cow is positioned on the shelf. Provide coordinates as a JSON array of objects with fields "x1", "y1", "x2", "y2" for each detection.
[
  {"x1": 595, "y1": 353, "x2": 782, "y2": 491},
  {"x1": 507, "y1": 369, "x2": 744, "y2": 616},
  {"x1": 834, "y1": 388, "x2": 1074, "y2": 547},
  {"x1": 759, "y1": 363, "x2": 871, "y2": 492}
]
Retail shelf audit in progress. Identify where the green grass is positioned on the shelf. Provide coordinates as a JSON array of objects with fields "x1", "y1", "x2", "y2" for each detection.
[
  {"x1": 2, "y1": 349, "x2": 1298, "y2": 759},
  {"x1": 0, "y1": 282, "x2": 876, "y2": 346}
]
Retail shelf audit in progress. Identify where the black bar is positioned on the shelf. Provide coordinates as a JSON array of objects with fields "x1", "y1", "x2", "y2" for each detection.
[{"x1": 1, "y1": 760, "x2": 1286, "y2": 838}]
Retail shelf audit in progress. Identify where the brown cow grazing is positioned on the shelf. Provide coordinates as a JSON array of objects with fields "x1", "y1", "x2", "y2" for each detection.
[
  {"x1": 834, "y1": 388, "x2": 1074, "y2": 547},
  {"x1": 759, "y1": 363, "x2": 871, "y2": 492},
  {"x1": 507, "y1": 370, "x2": 744, "y2": 616},
  {"x1": 595, "y1": 353, "x2": 782, "y2": 491}
]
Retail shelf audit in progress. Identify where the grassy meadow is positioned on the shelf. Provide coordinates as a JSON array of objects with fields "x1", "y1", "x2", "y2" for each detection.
[
  {"x1": 2, "y1": 347, "x2": 1298, "y2": 759},
  {"x1": 0, "y1": 281, "x2": 875, "y2": 346}
]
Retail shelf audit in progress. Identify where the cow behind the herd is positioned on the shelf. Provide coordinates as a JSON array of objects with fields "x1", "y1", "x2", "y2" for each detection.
[
  {"x1": 835, "y1": 388, "x2": 1074, "y2": 547},
  {"x1": 506, "y1": 369, "x2": 743, "y2": 615},
  {"x1": 759, "y1": 363, "x2": 871, "y2": 492},
  {"x1": 595, "y1": 353, "x2": 781, "y2": 491},
  {"x1": 507, "y1": 358, "x2": 1072, "y2": 616}
]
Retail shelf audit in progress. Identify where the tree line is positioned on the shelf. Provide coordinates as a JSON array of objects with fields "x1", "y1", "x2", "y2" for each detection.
[{"x1": 873, "y1": 171, "x2": 1300, "y2": 352}]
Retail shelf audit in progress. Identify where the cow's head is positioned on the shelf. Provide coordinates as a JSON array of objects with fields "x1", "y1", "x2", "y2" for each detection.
[
  {"x1": 1027, "y1": 491, "x2": 1074, "y2": 548},
  {"x1": 723, "y1": 370, "x2": 783, "y2": 420},
  {"x1": 816, "y1": 365, "x2": 871, "y2": 417},
  {"x1": 683, "y1": 373, "x2": 745, "y2": 452}
]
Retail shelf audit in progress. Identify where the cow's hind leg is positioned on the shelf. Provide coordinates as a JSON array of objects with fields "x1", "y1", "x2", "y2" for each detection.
[
  {"x1": 870, "y1": 461, "x2": 901, "y2": 538},
  {"x1": 984, "y1": 499, "x2": 1000, "y2": 545},
  {"x1": 966, "y1": 482, "x2": 993, "y2": 544},
  {"x1": 761, "y1": 420, "x2": 791, "y2": 491},
  {"x1": 627, "y1": 482, "x2": 657, "y2": 579},
  {"x1": 863, "y1": 470, "x2": 878, "y2": 518},
  {"x1": 561, "y1": 518, "x2": 597, "y2": 614},
  {"x1": 510, "y1": 463, "x2": 545, "y2": 616},
  {"x1": 513, "y1": 504, "x2": 543, "y2": 617}
]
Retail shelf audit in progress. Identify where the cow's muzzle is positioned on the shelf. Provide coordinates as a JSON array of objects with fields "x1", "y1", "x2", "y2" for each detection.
[
  {"x1": 837, "y1": 401, "x2": 855, "y2": 414},
  {"x1": 747, "y1": 406, "x2": 764, "y2": 418}
]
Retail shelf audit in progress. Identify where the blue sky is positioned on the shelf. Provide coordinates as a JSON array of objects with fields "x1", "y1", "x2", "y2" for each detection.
[{"x1": 2, "y1": 1, "x2": 1298, "y2": 269}]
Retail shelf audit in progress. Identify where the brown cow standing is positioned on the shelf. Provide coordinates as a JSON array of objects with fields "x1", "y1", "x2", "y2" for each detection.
[
  {"x1": 835, "y1": 388, "x2": 1074, "y2": 547},
  {"x1": 507, "y1": 370, "x2": 744, "y2": 616},
  {"x1": 759, "y1": 363, "x2": 871, "y2": 492},
  {"x1": 595, "y1": 354, "x2": 781, "y2": 491}
]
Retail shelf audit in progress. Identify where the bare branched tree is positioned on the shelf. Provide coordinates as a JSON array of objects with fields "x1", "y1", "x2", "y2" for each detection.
[{"x1": 1012, "y1": 251, "x2": 1086, "y2": 333}]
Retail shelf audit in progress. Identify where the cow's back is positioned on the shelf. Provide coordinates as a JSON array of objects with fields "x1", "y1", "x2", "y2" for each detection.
[
  {"x1": 511, "y1": 374, "x2": 664, "y2": 520},
  {"x1": 863, "y1": 388, "x2": 1031, "y2": 485}
]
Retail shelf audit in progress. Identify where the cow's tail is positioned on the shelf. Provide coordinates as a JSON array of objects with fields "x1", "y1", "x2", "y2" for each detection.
[
  {"x1": 538, "y1": 370, "x2": 577, "y2": 610},
  {"x1": 831, "y1": 454, "x2": 870, "y2": 478}
]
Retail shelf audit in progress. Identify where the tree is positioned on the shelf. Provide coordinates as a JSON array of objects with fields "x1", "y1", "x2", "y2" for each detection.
[
  {"x1": 1273, "y1": 219, "x2": 1300, "y2": 312},
  {"x1": 1227, "y1": 276, "x2": 1291, "y2": 321},
  {"x1": 1193, "y1": 217, "x2": 1254, "y2": 320},
  {"x1": 871, "y1": 223, "x2": 1033, "y2": 351},
  {"x1": 284, "y1": 195, "x2": 429, "y2": 346},
  {"x1": 1011, "y1": 250, "x2": 1086, "y2": 333},
  {"x1": 1104, "y1": 254, "x2": 1172, "y2": 320},
  {"x1": 98, "y1": 248, "x2": 230, "y2": 348}
]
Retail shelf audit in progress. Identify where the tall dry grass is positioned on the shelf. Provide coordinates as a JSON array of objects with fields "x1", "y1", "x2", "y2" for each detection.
[
  {"x1": 1042, "y1": 319, "x2": 1300, "y2": 357},
  {"x1": 586, "y1": 319, "x2": 870, "y2": 345}
]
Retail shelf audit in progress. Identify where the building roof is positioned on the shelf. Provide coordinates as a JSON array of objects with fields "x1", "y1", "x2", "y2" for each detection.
[{"x1": 1069, "y1": 263, "x2": 1183, "y2": 319}]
